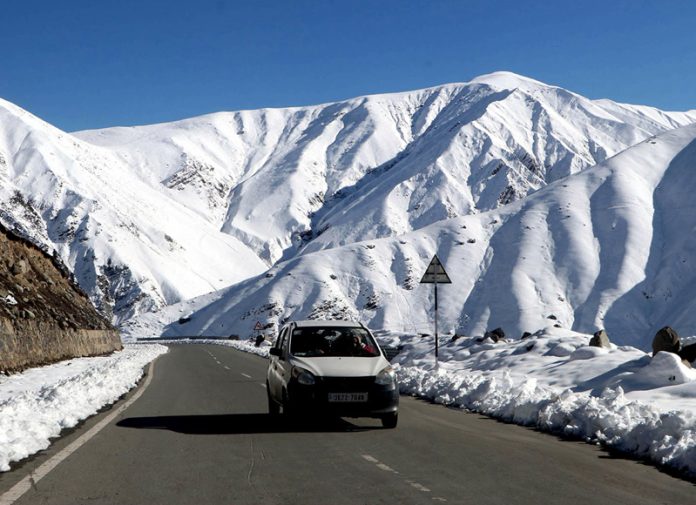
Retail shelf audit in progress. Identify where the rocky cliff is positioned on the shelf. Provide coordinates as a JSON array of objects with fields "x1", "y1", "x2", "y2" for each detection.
[{"x1": 0, "y1": 222, "x2": 121, "y2": 372}]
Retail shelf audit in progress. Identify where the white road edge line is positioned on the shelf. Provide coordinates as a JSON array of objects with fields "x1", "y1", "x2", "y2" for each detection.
[{"x1": 0, "y1": 360, "x2": 158, "y2": 505}]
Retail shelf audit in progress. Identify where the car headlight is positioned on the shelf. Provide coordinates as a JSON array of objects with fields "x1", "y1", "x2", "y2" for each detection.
[
  {"x1": 292, "y1": 366, "x2": 316, "y2": 385},
  {"x1": 375, "y1": 366, "x2": 396, "y2": 386}
]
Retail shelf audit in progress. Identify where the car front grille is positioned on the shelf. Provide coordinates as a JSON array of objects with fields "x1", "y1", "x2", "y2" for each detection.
[{"x1": 318, "y1": 376, "x2": 375, "y2": 392}]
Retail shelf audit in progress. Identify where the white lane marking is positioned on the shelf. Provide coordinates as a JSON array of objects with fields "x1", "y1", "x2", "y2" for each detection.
[
  {"x1": 241, "y1": 373, "x2": 252, "y2": 379},
  {"x1": 0, "y1": 360, "x2": 158, "y2": 505},
  {"x1": 361, "y1": 454, "x2": 438, "y2": 497},
  {"x1": 364, "y1": 454, "x2": 398, "y2": 473},
  {"x1": 406, "y1": 480, "x2": 431, "y2": 492},
  {"x1": 376, "y1": 463, "x2": 399, "y2": 474},
  {"x1": 259, "y1": 383, "x2": 267, "y2": 389},
  {"x1": 224, "y1": 366, "x2": 230, "y2": 370}
]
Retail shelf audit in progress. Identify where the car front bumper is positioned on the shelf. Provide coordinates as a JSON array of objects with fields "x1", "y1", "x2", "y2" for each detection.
[{"x1": 288, "y1": 376, "x2": 399, "y2": 417}]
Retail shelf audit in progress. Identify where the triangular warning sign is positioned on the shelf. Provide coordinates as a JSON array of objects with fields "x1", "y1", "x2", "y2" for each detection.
[
  {"x1": 254, "y1": 321, "x2": 263, "y2": 331},
  {"x1": 420, "y1": 255, "x2": 452, "y2": 284}
]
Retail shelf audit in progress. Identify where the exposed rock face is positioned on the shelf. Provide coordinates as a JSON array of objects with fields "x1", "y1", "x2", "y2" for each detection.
[
  {"x1": 590, "y1": 329, "x2": 611, "y2": 348},
  {"x1": 0, "y1": 223, "x2": 121, "y2": 372}
]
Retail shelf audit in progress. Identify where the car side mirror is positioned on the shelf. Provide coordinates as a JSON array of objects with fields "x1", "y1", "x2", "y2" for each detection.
[{"x1": 269, "y1": 348, "x2": 282, "y2": 357}]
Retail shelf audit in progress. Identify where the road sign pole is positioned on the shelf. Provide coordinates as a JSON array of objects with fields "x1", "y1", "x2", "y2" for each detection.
[
  {"x1": 419, "y1": 254, "x2": 451, "y2": 366},
  {"x1": 434, "y1": 278, "x2": 439, "y2": 362}
]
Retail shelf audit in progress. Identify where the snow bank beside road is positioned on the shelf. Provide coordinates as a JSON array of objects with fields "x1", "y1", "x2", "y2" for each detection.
[
  {"x1": 0, "y1": 344, "x2": 167, "y2": 472},
  {"x1": 394, "y1": 327, "x2": 696, "y2": 477},
  {"x1": 398, "y1": 366, "x2": 696, "y2": 476}
]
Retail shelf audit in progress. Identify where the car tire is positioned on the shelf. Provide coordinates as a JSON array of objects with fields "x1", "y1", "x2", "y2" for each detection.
[
  {"x1": 281, "y1": 389, "x2": 295, "y2": 417},
  {"x1": 267, "y1": 384, "x2": 280, "y2": 416},
  {"x1": 381, "y1": 412, "x2": 398, "y2": 429}
]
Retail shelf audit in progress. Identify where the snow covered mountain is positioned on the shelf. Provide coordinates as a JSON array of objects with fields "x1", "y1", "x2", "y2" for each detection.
[
  {"x1": 0, "y1": 99, "x2": 267, "y2": 322},
  {"x1": 2, "y1": 71, "x2": 696, "y2": 328},
  {"x1": 132, "y1": 123, "x2": 696, "y2": 350},
  {"x1": 76, "y1": 71, "x2": 696, "y2": 266}
]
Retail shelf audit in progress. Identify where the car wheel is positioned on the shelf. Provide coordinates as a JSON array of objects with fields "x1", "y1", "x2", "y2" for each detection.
[
  {"x1": 381, "y1": 412, "x2": 398, "y2": 429},
  {"x1": 267, "y1": 384, "x2": 280, "y2": 416},
  {"x1": 281, "y1": 389, "x2": 295, "y2": 417}
]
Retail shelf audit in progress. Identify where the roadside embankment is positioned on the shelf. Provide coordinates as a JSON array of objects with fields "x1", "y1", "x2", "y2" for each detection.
[{"x1": 0, "y1": 222, "x2": 121, "y2": 372}]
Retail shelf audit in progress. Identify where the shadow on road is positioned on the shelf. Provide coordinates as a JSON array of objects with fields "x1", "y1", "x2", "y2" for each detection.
[{"x1": 116, "y1": 413, "x2": 380, "y2": 434}]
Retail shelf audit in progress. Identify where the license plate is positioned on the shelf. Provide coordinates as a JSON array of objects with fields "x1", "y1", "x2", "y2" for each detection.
[{"x1": 328, "y1": 392, "x2": 368, "y2": 402}]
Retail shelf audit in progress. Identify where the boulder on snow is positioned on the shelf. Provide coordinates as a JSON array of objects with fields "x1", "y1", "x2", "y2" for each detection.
[
  {"x1": 652, "y1": 326, "x2": 681, "y2": 356},
  {"x1": 484, "y1": 327, "x2": 506, "y2": 343},
  {"x1": 590, "y1": 329, "x2": 611, "y2": 348},
  {"x1": 679, "y1": 343, "x2": 696, "y2": 364}
]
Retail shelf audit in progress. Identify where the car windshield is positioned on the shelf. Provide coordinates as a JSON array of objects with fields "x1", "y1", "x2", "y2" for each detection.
[{"x1": 290, "y1": 327, "x2": 380, "y2": 357}]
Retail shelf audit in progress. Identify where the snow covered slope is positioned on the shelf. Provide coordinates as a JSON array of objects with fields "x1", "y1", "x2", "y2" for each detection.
[
  {"x1": 76, "y1": 72, "x2": 696, "y2": 265},
  {"x1": 133, "y1": 124, "x2": 696, "y2": 350},
  {"x1": 3, "y1": 71, "x2": 696, "y2": 326},
  {"x1": 0, "y1": 99, "x2": 267, "y2": 323}
]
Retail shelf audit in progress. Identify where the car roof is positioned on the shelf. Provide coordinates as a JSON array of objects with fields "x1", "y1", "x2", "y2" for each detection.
[{"x1": 292, "y1": 320, "x2": 363, "y2": 328}]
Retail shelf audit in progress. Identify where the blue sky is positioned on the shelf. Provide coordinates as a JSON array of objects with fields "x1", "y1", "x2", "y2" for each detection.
[{"x1": 1, "y1": 0, "x2": 694, "y2": 131}]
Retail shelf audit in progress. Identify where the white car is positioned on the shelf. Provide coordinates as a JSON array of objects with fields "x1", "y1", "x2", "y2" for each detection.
[{"x1": 266, "y1": 320, "x2": 399, "y2": 428}]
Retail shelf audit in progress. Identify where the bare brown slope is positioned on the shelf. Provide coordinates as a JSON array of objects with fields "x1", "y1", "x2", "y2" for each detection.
[{"x1": 0, "y1": 223, "x2": 121, "y2": 372}]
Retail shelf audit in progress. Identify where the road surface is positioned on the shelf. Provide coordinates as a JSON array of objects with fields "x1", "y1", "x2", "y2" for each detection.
[{"x1": 1, "y1": 344, "x2": 693, "y2": 504}]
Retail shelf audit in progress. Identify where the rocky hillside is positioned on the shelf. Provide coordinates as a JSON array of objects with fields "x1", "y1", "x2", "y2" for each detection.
[{"x1": 0, "y1": 222, "x2": 121, "y2": 372}]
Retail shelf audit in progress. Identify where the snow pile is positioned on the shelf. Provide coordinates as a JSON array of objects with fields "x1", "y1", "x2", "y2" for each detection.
[
  {"x1": 0, "y1": 344, "x2": 167, "y2": 472},
  {"x1": 393, "y1": 327, "x2": 696, "y2": 476}
]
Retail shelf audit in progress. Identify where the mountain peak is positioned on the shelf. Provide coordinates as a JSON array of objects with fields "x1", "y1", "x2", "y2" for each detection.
[{"x1": 469, "y1": 71, "x2": 552, "y2": 93}]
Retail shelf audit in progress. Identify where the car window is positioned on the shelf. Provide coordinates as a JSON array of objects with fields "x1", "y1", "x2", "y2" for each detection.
[
  {"x1": 290, "y1": 327, "x2": 380, "y2": 357},
  {"x1": 275, "y1": 327, "x2": 288, "y2": 354}
]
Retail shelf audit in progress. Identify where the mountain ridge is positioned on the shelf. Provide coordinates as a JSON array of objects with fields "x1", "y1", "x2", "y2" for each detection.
[
  {"x1": 127, "y1": 123, "x2": 696, "y2": 350},
  {"x1": 2, "y1": 71, "x2": 696, "y2": 329}
]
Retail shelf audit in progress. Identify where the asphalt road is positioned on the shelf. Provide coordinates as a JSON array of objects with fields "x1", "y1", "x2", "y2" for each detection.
[{"x1": 1, "y1": 344, "x2": 694, "y2": 504}]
